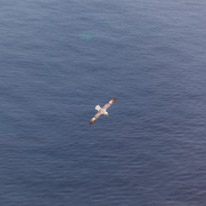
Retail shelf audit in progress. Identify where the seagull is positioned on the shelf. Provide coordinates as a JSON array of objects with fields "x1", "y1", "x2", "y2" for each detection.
[{"x1": 89, "y1": 97, "x2": 117, "y2": 125}]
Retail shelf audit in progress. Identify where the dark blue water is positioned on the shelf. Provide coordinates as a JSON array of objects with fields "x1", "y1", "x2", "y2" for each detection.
[{"x1": 1, "y1": 0, "x2": 206, "y2": 205}]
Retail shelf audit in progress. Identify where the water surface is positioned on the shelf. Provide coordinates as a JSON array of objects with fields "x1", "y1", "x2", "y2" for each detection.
[{"x1": 0, "y1": 0, "x2": 206, "y2": 205}]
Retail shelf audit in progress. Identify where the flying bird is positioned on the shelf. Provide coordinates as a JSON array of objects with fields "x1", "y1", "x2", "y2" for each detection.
[{"x1": 89, "y1": 97, "x2": 117, "y2": 125}]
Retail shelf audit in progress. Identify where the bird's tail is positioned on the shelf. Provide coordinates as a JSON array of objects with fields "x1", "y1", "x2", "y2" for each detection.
[{"x1": 95, "y1": 105, "x2": 101, "y2": 111}]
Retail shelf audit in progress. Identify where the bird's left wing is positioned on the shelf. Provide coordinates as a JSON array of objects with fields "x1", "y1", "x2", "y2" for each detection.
[
  {"x1": 89, "y1": 111, "x2": 102, "y2": 125},
  {"x1": 102, "y1": 97, "x2": 117, "y2": 110}
]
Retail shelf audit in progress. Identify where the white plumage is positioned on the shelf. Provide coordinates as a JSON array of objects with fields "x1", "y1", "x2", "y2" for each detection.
[
  {"x1": 95, "y1": 105, "x2": 101, "y2": 111},
  {"x1": 89, "y1": 97, "x2": 117, "y2": 125}
]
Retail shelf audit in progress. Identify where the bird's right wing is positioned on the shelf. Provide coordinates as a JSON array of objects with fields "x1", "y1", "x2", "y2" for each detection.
[
  {"x1": 102, "y1": 97, "x2": 117, "y2": 110},
  {"x1": 89, "y1": 111, "x2": 102, "y2": 125}
]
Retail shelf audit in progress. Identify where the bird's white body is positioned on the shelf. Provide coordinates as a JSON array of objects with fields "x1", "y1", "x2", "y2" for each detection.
[{"x1": 95, "y1": 105, "x2": 108, "y2": 115}]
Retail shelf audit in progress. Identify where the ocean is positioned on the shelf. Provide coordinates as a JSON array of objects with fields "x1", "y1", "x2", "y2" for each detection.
[{"x1": 0, "y1": 0, "x2": 206, "y2": 205}]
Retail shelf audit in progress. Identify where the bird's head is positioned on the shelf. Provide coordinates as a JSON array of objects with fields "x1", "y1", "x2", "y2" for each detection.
[{"x1": 105, "y1": 111, "x2": 109, "y2": 116}]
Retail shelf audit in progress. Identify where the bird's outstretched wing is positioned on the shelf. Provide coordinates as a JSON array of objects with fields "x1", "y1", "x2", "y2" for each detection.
[
  {"x1": 89, "y1": 111, "x2": 102, "y2": 125},
  {"x1": 102, "y1": 97, "x2": 117, "y2": 110}
]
